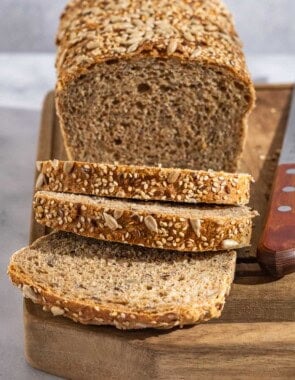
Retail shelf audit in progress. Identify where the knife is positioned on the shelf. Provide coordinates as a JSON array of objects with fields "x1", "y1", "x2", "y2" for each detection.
[{"x1": 257, "y1": 86, "x2": 295, "y2": 278}]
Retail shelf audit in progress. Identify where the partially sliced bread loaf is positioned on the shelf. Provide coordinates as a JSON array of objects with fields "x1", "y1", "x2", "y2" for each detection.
[
  {"x1": 34, "y1": 191, "x2": 257, "y2": 252},
  {"x1": 8, "y1": 232, "x2": 236, "y2": 329},
  {"x1": 55, "y1": 0, "x2": 255, "y2": 171},
  {"x1": 36, "y1": 160, "x2": 253, "y2": 205}
]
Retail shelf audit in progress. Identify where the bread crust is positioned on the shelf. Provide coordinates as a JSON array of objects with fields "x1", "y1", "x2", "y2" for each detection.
[
  {"x1": 34, "y1": 191, "x2": 258, "y2": 252},
  {"x1": 36, "y1": 160, "x2": 253, "y2": 205},
  {"x1": 8, "y1": 233, "x2": 237, "y2": 329}
]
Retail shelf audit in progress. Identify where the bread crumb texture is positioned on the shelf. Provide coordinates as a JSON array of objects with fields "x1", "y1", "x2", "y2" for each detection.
[{"x1": 8, "y1": 232, "x2": 236, "y2": 329}]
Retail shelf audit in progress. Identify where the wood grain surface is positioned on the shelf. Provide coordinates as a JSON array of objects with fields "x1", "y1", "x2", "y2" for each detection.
[{"x1": 25, "y1": 85, "x2": 295, "y2": 379}]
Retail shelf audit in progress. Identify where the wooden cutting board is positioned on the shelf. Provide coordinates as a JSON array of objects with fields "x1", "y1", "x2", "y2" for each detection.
[{"x1": 26, "y1": 85, "x2": 295, "y2": 379}]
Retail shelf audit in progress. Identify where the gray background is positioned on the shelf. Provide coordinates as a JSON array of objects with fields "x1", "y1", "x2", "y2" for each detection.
[{"x1": 0, "y1": 0, "x2": 295, "y2": 54}]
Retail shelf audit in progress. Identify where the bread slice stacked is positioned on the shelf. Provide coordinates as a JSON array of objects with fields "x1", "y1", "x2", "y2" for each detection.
[
  {"x1": 36, "y1": 160, "x2": 253, "y2": 205},
  {"x1": 9, "y1": 232, "x2": 237, "y2": 329},
  {"x1": 8, "y1": 0, "x2": 257, "y2": 329},
  {"x1": 8, "y1": 160, "x2": 257, "y2": 329},
  {"x1": 34, "y1": 190, "x2": 255, "y2": 252}
]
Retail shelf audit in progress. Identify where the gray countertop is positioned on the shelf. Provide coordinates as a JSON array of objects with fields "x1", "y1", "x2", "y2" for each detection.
[{"x1": 0, "y1": 53, "x2": 294, "y2": 380}]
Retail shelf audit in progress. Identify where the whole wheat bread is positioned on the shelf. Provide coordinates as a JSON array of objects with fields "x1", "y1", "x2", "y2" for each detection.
[
  {"x1": 55, "y1": 0, "x2": 255, "y2": 171},
  {"x1": 36, "y1": 160, "x2": 253, "y2": 205},
  {"x1": 34, "y1": 191, "x2": 257, "y2": 252},
  {"x1": 8, "y1": 232, "x2": 236, "y2": 329}
]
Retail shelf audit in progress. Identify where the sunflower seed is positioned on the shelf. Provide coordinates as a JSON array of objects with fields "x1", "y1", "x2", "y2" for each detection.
[
  {"x1": 22, "y1": 285, "x2": 38, "y2": 302},
  {"x1": 63, "y1": 161, "x2": 74, "y2": 174},
  {"x1": 50, "y1": 306, "x2": 65, "y2": 316},
  {"x1": 144, "y1": 215, "x2": 158, "y2": 233},
  {"x1": 129, "y1": 30, "x2": 145, "y2": 39},
  {"x1": 113, "y1": 47, "x2": 126, "y2": 54},
  {"x1": 127, "y1": 43, "x2": 139, "y2": 53},
  {"x1": 103, "y1": 212, "x2": 119, "y2": 230},
  {"x1": 167, "y1": 38, "x2": 178, "y2": 55},
  {"x1": 35, "y1": 173, "x2": 45, "y2": 189},
  {"x1": 222, "y1": 239, "x2": 239, "y2": 249},
  {"x1": 36, "y1": 161, "x2": 42, "y2": 172},
  {"x1": 190, "y1": 219, "x2": 202, "y2": 237},
  {"x1": 50, "y1": 159, "x2": 59, "y2": 170},
  {"x1": 114, "y1": 210, "x2": 123, "y2": 219},
  {"x1": 167, "y1": 170, "x2": 180, "y2": 184},
  {"x1": 183, "y1": 31, "x2": 195, "y2": 42},
  {"x1": 124, "y1": 37, "x2": 143, "y2": 46},
  {"x1": 86, "y1": 40, "x2": 101, "y2": 50},
  {"x1": 92, "y1": 47, "x2": 102, "y2": 55},
  {"x1": 191, "y1": 48, "x2": 202, "y2": 58},
  {"x1": 191, "y1": 25, "x2": 205, "y2": 34}
]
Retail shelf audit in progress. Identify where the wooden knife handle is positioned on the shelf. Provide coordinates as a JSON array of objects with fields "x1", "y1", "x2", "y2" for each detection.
[{"x1": 257, "y1": 163, "x2": 295, "y2": 277}]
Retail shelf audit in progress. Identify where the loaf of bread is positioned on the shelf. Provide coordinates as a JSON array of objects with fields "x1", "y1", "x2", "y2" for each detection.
[
  {"x1": 34, "y1": 190, "x2": 257, "y2": 252},
  {"x1": 36, "y1": 160, "x2": 253, "y2": 205},
  {"x1": 8, "y1": 232, "x2": 236, "y2": 329},
  {"x1": 55, "y1": 0, "x2": 255, "y2": 171}
]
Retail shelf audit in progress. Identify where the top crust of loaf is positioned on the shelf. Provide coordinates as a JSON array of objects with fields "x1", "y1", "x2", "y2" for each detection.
[{"x1": 55, "y1": 0, "x2": 254, "y2": 106}]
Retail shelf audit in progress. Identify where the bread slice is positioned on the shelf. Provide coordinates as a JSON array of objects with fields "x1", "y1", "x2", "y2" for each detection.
[
  {"x1": 8, "y1": 231, "x2": 237, "y2": 329},
  {"x1": 55, "y1": 0, "x2": 255, "y2": 172},
  {"x1": 36, "y1": 160, "x2": 253, "y2": 206},
  {"x1": 34, "y1": 191, "x2": 257, "y2": 252}
]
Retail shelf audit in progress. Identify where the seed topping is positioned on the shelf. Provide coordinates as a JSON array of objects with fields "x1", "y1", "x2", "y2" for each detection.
[
  {"x1": 144, "y1": 215, "x2": 158, "y2": 233},
  {"x1": 167, "y1": 170, "x2": 180, "y2": 184},
  {"x1": 190, "y1": 219, "x2": 202, "y2": 237},
  {"x1": 222, "y1": 239, "x2": 239, "y2": 249},
  {"x1": 35, "y1": 173, "x2": 45, "y2": 189},
  {"x1": 51, "y1": 306, "x2": 65, "y2": 316},
  {"x1": 103, "y1": 212, "x2": 119, "y2": 230},
  {"x1": 36, "y1": 161, "x2": 42, "y2": 172},
  {"x1": 63, "y1": 161, "x2": 74, "y2": 174}
]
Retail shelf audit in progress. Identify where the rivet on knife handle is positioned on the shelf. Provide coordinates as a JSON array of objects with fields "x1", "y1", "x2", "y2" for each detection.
[{"x1": 257, "y1": 163, "x2": 295, "y2": 277}]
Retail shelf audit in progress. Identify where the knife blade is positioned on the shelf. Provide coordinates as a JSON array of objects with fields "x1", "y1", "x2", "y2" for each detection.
[
  {"x1": 257, "y1": 86, "x2": 295, "y2": 277},
  {"x1": 279, "y1": 88, "x2": 295, "y2": 164}
]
